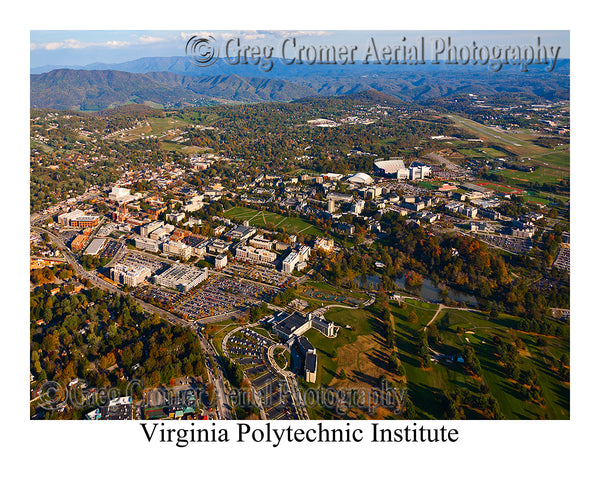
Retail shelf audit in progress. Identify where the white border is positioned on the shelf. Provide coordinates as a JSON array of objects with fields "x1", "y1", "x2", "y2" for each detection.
[{"x1": 4, "y1": 1, "x2": 596, "y2": 478}]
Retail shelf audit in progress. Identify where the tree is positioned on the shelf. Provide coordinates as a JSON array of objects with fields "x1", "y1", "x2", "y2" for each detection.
[
  {"x1": 408, "y1": 310, "x2": 418, "y2": 324},
  {"x1": 427, "y1": 324, "x2": 441, "y2": 345}
]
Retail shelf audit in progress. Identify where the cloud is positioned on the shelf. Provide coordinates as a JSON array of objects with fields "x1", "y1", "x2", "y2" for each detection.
[
  {"x1": 179, "y1": 30, "x2": 333, "y2": 43},
  {"x1": 30, "y1": 35, "x2": 168, "y2": 51},
  {"x1": 137, "y1": 35, "x2": 166, "y2": 44},
  {"x1": 257, "y1": 30, "x2": 333, "y2": 39}
]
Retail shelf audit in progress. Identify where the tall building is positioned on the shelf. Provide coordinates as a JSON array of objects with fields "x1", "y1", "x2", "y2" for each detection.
[
  {"x1": 282, "y1": 251, "x2": 299, "y2": 273},
  {"x1": 215, "y1": 254, "x2": 228, "y2": 270},
  {"x1": 327, "y1": 198, "x2": 336, "y2": 213}
]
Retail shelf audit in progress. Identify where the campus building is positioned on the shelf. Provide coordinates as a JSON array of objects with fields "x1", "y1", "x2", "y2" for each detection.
[
  {"x1": 108, "y1": 186, "x2": 140, "y2": 204},
  {"x1": 166, "y1": 212, "x2": 185, "y2": 224},
  {"x1": 134, "y1": 236, "x2": 160, "y2": 253},
  {"x1": 314, "y1": 237, "x2": 334, "y2": 252},
  {"x1": 215, "y1": 254, "x2": 228, "y2": 270},
  {"x1": 84, "y1": 238, "x2": 106, "y2": 256},
  {"x1": 235, "y1": 245, "x2": 277, "y2": 264},
  {"x1": 182, "y1": 195, "x2": 204, "y2": 213},
  {"x1": 57, "y1": 209, "x2": 100, "y2": 228},
  {"x1": 140, "y1": 220, "x2": 164, "y2": 238},
  {"x1": 282, "y1": 251, "x2": 299, "y2": 273},
  {"x1": 110, "y1": 263, "x2": 151, "y2": 287},
  {"x1": 162, "y1": 240, "x2": 193, "y2": 260},
  {"x1": 249, "y1": 234, "x2": 274, "y2": 250},
  {"x1": 58, "y1": 209, "x2": 85, "y2": 226},
  {"x1": 69, "y1": 216, "x2": 100, "y2": 228},
  {"x1": 374, "y1": 158, "x2": 409, "y2": 179},
  {"x1": 227, "y1": 225, "x2": 257, "y2": 242}
]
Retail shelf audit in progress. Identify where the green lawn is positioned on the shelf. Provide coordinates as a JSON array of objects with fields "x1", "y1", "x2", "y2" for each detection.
[
  {"x1": 392, "y1": 306, "x2": 570, "y2": 419},
  {"x1": 224, "y1": 206, "x2": 323, "y2": 236},
  {"x1": 148, "y1": 117, "x2": 189, "y2": 134},
  {"x1": 303, "y1": 307, "x2": 378, "y2": 386},
  {"x1": 494, "y1": 166, "x2": 568, "y2": 187},
  {"x1": 535, "y1": 150, "x2": 570, "y2": 169}
]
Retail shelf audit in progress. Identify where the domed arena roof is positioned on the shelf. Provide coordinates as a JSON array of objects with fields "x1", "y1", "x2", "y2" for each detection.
[{"x1": 347, "y1": 172, "x2": 374, "y2": 184}]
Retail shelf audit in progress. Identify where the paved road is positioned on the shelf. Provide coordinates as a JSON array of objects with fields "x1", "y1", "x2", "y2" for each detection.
[
  {"x1": 199, "y1": 336, "x2": 233, "y2": 420},
  {"x1": 33, "y1": 225, "x2": 236, "y2": 419}
]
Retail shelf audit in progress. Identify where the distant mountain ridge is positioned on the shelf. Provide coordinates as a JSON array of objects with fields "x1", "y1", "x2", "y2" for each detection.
[
  {"x1": 30, "y1": 69, "x2": 318, "y2": 110},
  {"x1": 30, "y1": 55, "x2": 570, "y2": 110}
]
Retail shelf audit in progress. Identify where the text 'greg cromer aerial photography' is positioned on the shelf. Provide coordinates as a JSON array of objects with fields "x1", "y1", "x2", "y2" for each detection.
[{"x1": 30, "y1": 30, "x2": 570, "y2": 423}]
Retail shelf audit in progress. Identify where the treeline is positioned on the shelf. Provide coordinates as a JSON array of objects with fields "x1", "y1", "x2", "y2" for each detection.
[{"x1": 321, "y1": 217, "x2": 568, "y2": 318}]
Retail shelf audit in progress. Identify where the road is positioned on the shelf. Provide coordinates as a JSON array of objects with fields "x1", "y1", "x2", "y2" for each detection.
[
  {"x1": 33, "y1": 225, "x2": 235, "y2": 419},
  {"x1": 266, "y1": 343, "x2": 310, "y2": 420},
  {"x1": 199, "y1": 335, "x2": 234, "y2": 420}
]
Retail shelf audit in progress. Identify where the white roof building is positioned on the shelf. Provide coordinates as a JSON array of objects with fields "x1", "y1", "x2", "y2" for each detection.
[{"x1": 347, "y1": 172, "x2": 374, "y2": 185}]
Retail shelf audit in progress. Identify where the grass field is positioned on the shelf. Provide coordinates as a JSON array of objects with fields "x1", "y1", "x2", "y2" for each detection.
[
  {"x1": 301, "y1": 306, "x2": 405, "y2": 419},
  {"x1": 224, "y1": 206, "x2": 323, "y2": 236},
  {"x1": 536, "y1": 150, "x2": 570, "y2": 169},
  {"x1": 390, "y1": 303, "x2": 570, "y2": 419},
  {"x1": 493, "y1": 166, "x2": 567, "y2": 187},
  {"x1": 148, "y1": 117, "x2": 189, "y2": 134},
  {"x1": 447, "y1": 114, "x2": 548, "y2": 157},
  {"x1": 299, "y1": 280, "x2": 369, "y2": 307},
  {"x1": 447, "y1": 114, "x2": 570, "y2": 187},
  {"x1": 476, "y1": 182, "x2": 522, "y2": 194}
]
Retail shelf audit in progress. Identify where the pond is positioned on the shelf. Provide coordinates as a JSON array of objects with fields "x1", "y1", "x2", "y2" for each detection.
[{"x1": 356, "y1": 273, "x2": 478, "y2": 307}]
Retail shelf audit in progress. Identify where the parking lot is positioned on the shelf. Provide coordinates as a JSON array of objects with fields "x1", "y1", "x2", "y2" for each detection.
[
  {"x1": 477, "y1": 233, "x2": 533, "y2": 254},
  {"x1": 223, "y1": 263, "x2": 293, "y2": 287},
  {"x1": 553, "y1": 244, "x2": 570, "y2": 272},
  {"x1": 175, "y1": 276, "x2": 276, "y2": 320},
  {"x1": 121, "y1": 251, "x2": 168, "y2": 273},
  {"x1": 225, "y1": 328, "x2": 298, "y2": 420},
  {"x1": 100, "y1": 239, "x2": 121, "y2": 259},
  {"x1": 136, "y1": 285, "x2": 182, "y2": 306}
]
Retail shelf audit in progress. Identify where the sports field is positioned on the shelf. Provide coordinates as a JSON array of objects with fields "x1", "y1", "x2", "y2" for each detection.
[
  {"x1": 476, "y1": 182, "x2": 522, "y2": 194},
  {"x1": 224, "y1": 206, "x2": 323, "y2": 236}
]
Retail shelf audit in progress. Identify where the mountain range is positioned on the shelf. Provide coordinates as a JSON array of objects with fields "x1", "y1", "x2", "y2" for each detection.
[{"x1": 30, "y1": 56, "x2": 570, "y2": 111}]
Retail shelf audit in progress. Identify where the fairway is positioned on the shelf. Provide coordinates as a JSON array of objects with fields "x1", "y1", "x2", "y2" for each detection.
[
  {"x1": 391, "y1": 304, "x2": 570, "y2": 419},
  {"x1": 225, "y1": 206, "x2": 323, "y2": 236}
]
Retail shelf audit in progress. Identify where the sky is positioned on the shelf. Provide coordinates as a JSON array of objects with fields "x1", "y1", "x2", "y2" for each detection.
[{"x1": 30, "y1": 30, "x2": 570, "y2": 68}]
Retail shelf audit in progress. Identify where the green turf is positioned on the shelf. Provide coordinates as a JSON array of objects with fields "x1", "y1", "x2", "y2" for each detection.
[
  {"x1": 391, "y1": 304, "x2": 569, "y2": 419},
  {"x1": 224, "y1": 206, "x2": 323, "y2": 236}
]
